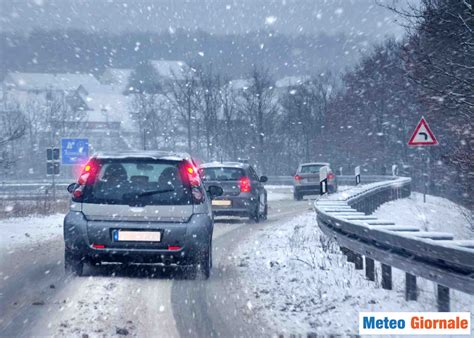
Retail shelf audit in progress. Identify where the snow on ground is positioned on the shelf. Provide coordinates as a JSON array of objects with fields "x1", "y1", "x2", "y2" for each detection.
[
  {"x1": 0, "y1": 214, "x2": 64, "y2": 250},
  {"x1": 234, "y1": 205, "x2": 474, "y2": 335},
  {"x1": 374, "y1": 192, "x2": 473, "y2": 239},
  {"x1": 266, "y1": 185, "x2": 293, "y2": 201}
]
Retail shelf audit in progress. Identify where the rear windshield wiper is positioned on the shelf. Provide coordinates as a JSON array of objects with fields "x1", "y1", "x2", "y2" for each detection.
[{"x1": 123, "y1": 189, "x2": 175, "y2": 199}]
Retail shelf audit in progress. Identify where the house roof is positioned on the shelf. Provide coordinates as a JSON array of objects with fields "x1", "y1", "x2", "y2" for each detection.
[
  {"x1": 148, "y1": 60, "x2": 190, "y2": 80},
  {"x1": 101, "y1": 68, "x2": 133, "y2": 85},
  {"x1": 3, "y1": 72, "x2": 103, "y2": 93},
  {"x1": 84, "y1": 93, "x2": 134, "y2": 130}
]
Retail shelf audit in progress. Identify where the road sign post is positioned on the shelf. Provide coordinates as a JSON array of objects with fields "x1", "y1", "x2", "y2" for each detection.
[
  {"x1": 355, "y1": 166, "x2": 361, "y2": 185},
  {"x1": 408, "y1": 117, "x2": 438, "y2": 203},
  {"x1": 319, "y1": 166, "x2": 328, "y2": 195},
  {"x1": 46, "y1": 147, "x2": 60, "y2": 201}
]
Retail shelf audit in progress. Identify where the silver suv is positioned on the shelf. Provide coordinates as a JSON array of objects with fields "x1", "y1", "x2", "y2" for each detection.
[
  {"x1": 293, "y1": 162, "x2": 338, "y2": 200},
  {"x1": 63, "y1": 152, "x2": 222, "y2": 279}
]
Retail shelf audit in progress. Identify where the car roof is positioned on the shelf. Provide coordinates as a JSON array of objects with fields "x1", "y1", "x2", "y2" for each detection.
[
  {"x1": 299, "y1": 162, "x2": 330, "y2": 167},
  {"x1": 200, "y1": 161, "x2": 248, "y2": 169},
  {"x1": 93, "y1": 151, "x2": 191, "y2": 161}
]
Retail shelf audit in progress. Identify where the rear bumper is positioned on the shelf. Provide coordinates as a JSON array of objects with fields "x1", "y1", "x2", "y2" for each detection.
[
  {"x1": 64, "y1": 211, "x2": 212, "y2": 265},
  {"x1": 294, "y1": 184, "x2": 320, "y2": 194},
  {"x1": 83, "y1": 247, "x2": 192, "y2": 265},
  {"x1": 211, "y1": 195, "x2": 255, "y2": 217},
  {"x1": 294, "y1": 183, "x2": 337, "y2": 195}
]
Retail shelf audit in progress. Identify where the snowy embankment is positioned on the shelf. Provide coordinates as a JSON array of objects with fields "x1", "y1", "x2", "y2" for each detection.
[
  {"x1": 374, "y1": 192, "x2": 473, "y2": 239},
  {"x1": 0, "y1": 214, "x2": 64, "y2": 250},
  {"x1": 233, "y1": 194, "x2": 474, "y2": 335}
]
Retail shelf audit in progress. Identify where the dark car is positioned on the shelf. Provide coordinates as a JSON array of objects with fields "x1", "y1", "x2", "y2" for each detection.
[
  {"x1": 199, "y1": 162, "x2": 268, "y2": 222},
  {"x1": 63, "y1": 151, "x2": 223, "y2": 279}
]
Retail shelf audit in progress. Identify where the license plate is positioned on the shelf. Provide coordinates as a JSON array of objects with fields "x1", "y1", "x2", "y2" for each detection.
[
  {"x1": 307, "y1": 177, "x2": 318, "y2": 182},
  {"x1": 212, "y1": 199, "x2": 231, "y2": 206},
  {"x1": 113, "y1": 230, "x2": 161, "y2": 242}
]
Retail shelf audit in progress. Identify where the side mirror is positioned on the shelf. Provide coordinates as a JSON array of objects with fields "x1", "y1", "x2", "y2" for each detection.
[
  {"x1": 207, "y1": 185, "x2": 223, "y2": 198},
  {"x1": 67, "y1": 183, "x2": 78, "y2": 193},
  {"x1": 259, "y1": 176, "x2": 268, "y2": 183}
]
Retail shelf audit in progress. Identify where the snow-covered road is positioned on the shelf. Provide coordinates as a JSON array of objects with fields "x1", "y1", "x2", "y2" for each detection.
[{"x1": 0, "y1": 191, "x2": 313, "y2": 337}]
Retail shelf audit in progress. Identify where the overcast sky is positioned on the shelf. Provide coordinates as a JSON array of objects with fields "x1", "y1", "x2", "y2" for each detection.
[{"x1": 0, "y1": 0, "x2": 410, "y2": 39}]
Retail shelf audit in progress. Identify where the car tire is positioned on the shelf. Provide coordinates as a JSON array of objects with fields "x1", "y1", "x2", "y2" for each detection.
[
  {"x1": 262, "y1": 199, "x2": 268, "y2": 220},
  {"x1": 65, "y1": 250, "x2": 83, "y2": 276},
  {"x1": 191, "y1": 244, "x2": 212, "y2": 280},
  {"x1": 294, "y1": 192, "x2": 302, "y2": 201},
  {"x1": 251, "y1": 200, "x2": 261, "y2": 223},
  {"x1": 261, "y1": 193, "x2": 268, "y2": 220}
]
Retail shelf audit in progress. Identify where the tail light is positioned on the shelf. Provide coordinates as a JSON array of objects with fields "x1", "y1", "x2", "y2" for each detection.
[
  {"x1": 240, "y1": 176, "x2": 251, "y2": 193},
  {"x1": 327, "y1": 173, "x2": 335, "y2": 180},
  {"x1": 78, "y1": 159, "x2": 100, "y2": 186},
  {"x1": 72, "y1": 158, "x2": 100, "y2": 201},
  {"x1": 294, "y1": 175, "x2": 302, "y2": 181},
  {"x1": 179, "y1": 160, "x2": 204, "y2": 203}
]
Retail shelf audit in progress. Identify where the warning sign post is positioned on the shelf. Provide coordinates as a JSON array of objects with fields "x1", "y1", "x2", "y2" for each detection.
[{"x1": 408, "y1": 116, "x2": 438, "y2": 203}]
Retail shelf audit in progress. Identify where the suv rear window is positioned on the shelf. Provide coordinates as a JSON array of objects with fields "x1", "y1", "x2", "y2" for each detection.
[
  {"x1": 201, "y1": 167, "x2": 245, "y2": 181},
  {"x1": 82, "y1": 159, "x2": 192, "y2": 205},
  {"x1": 300, "y1": 164, "x2": 326, "y2": 174}
]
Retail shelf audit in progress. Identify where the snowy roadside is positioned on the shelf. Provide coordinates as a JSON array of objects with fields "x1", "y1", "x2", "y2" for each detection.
[
  {"x1": 233, "y1": 198, "x2": 474, "y2": 335},
  {"x1": 0, "y1": 214, "x2": 64, "y2": 250}
]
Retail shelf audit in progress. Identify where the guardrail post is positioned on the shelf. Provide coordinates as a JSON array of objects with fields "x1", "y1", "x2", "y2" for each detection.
[
  {"x1": 437, "y1": 285, "x2": 450, "y2": 312},
  {"x1": 405, "y1": 273, "x2": 417, "y2": 301},
  {"x1": 365, "y1": 257, "x2": 375, "y2": 281},
  {"x1": 354, "y1": 254, "x2": 363, "y2": 270},
  {"x1": 381, "y1": 264, "x2": 392, "y2": 290},
  {"x1": 346, "y1": 249, "x2": 356, "y2": 263}
]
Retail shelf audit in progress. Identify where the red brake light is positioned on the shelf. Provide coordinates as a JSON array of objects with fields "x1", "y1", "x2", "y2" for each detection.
[
  {"x1": 168, "y1": 245, "x2": 181, "y2": 251},
  {"x1": 327, "y1": 173, "x2": 335, "y2": 180},
  {"x1": 240, "y1": 176, "x2": 251, "y2": 193},
  {"x1": 91, "y1": 243, "x2": 105, "y2": 249},
  {"x1": 294, "y1": 175, "x2": 302, "y2": 181},
  {"x1": 78, "y1": 159, "x2": 100, "y2": 186},
  {"x1": 179, "y1": 161, "x2": 201, "y2": 187},
  {"x1": 179, "y1": 160, "x2": 204, "y2": 203}
]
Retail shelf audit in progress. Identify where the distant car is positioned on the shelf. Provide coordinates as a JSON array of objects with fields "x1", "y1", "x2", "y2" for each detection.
[
  {"x1": 199, "y1": 162, "x2": 268, "y2": 222},
  {"x1": 63, "y1": 151, "x2": 223, "y2": 279},
  {"x1": 293, "y1": 162, "x2": 337, "y2": 200}
]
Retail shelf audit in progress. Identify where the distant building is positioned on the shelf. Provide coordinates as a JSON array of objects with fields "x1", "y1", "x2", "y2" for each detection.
[
  {"x1": 99, "y1": 68, "x2": 133, "y2": 93},
  {"x1": 2, "y1": 72, "x2": 103, "y2": 95},
  {"x1": 1, "y1": 71, "x2": 138, "y2": 155},
  {"x1": 148, "y1": 60, "x2": 190, "y2": 82}
]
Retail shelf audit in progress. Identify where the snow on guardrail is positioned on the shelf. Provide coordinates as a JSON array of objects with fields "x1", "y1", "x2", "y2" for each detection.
[{"x1": 314, "y1": 176, "x2": 474, "y2": 312}]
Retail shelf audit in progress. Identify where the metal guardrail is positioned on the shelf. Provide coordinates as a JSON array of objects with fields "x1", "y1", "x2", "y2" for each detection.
[
  {"x1": 266, "y1": 175, "x2": 398, "y2": 186},
  {"x1": 314, "y1": 177, "x2": 474, "y2": 311}
]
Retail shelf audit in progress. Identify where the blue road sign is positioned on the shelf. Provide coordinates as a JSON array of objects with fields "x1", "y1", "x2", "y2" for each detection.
[{"x1": 61, "y1": 138, "x2": 89, "y2": 165}]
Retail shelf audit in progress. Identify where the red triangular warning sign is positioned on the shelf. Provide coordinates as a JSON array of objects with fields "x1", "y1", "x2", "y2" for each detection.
[{"x1": 408, "y1": 117, "x2": 438, "y2": 146}]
